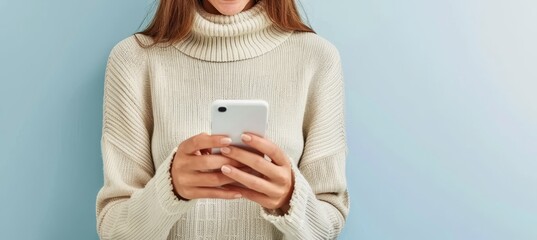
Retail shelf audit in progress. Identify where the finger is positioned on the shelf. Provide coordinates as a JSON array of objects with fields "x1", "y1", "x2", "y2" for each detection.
[
  {"x1": 224, "y1": 185, "x2": 281, "y2": 210},
  {"x1": 220, "y1": 146, "x2": 282, "y2": 180},
  {"x1": 221, "y1": 165, "x2": 281, "y2": 197},
  {"x1": 182, "y1": 172, "x2": 237, "y2": 187},
  {"x1": 179, "y1": 132, "x2": 232, "y2": 155},
  {"x1": 190, "y1": 154, "x2": 246, "y2": 170},
  {"x1": 240, "y1": 133, "x2": 289, "y2": 166},
  {"x1": 183, "y1": 187, "x2": 243, "y2": 200}
]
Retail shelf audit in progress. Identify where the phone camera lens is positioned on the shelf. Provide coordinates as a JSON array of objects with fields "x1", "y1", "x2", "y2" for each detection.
[{"x1": 218, "y1": 106, "x2": 227, "y2": 112}]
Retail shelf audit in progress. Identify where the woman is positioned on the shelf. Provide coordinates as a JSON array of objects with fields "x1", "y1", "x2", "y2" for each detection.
[{"x1": 95, "y1": 0, "x2": 349, "y2": 239}]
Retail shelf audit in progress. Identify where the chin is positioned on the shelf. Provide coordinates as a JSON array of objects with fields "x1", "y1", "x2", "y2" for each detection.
[{"x1": 212, "y1": 1, "x2": 250, "y2": 15}]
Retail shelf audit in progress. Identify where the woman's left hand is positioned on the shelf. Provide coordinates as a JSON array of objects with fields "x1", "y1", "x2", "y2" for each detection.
[{"x1": 219, "y1": 133, "x2": 294, "y2": 213}]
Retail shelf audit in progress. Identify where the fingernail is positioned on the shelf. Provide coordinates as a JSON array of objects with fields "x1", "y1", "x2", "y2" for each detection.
[
  {"x1": 220, "y1": 147, "x2": 230, "y2": 154},
  {"x1": 241, "y1": 134, "x2": 252, "y2": 142},
  {"x1": 220, "y1": 137, "x2": 232, "y2": 145},
  {"x1": 221, "y1": 165, "x2": 231, "y2": 173},
  {"x1": 234, "y1": 193, "x2": 242, "y2": 198}
]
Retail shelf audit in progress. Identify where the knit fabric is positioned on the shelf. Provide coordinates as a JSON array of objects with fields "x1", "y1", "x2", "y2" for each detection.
[{"x1": 95, "y1": 1, "x2": 349, "y2": 239}]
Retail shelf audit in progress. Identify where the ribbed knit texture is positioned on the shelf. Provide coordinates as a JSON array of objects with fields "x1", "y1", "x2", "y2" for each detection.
[
  {"x1": 175, "y1": 1, "x2": 293, "y2": 62},
  {"x1": 96, "y1": 1, "x2": 349, "y2": 239}
]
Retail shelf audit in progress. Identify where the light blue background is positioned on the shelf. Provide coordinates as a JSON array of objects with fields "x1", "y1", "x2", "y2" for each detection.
[{"x1": 1, "y1": 0, "x2": 536, "y2": 239}]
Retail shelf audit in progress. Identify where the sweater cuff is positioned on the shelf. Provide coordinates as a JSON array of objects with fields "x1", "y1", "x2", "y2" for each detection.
[
  {"x1": 260, "y1": 156, "x2": 311, "y2": 234},
  {"x1": 154, "y1": 146, "x2": 198, "y2": 214}
]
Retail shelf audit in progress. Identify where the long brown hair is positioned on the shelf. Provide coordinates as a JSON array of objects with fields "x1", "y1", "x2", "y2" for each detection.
[{"x1": 134, "y1": 0, "x2": 314, "y2": 48}]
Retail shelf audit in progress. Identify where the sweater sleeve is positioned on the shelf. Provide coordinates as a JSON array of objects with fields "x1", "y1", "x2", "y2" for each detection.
[
  {"x1": 95, "y1": 37, "x2": 197, "y2": 240},
  {"x1": 260, "y1": 43, "x2": 350, "y2": 239}
]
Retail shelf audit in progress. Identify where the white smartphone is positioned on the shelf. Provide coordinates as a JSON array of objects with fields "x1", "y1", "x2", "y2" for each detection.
[{"x1": 210, "y1": 99, "x2": 269, "y2": 155}]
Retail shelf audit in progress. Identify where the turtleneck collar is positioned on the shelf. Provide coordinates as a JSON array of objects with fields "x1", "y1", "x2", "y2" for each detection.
[{"x1": 173, "y1": 0, "x2": 293, "y2": 62}]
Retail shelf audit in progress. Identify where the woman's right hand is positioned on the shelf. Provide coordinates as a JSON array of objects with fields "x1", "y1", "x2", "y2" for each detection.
[{"x1": 171, "y1": 132, "x2": 244, "y2": 200}]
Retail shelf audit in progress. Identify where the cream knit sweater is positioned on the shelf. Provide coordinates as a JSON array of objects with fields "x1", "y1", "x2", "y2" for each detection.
[{"x1": 96, "y1": 1, "x2": 349, "y2": 239}]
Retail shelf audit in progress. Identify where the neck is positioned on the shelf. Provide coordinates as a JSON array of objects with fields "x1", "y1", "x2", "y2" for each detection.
[
  {"x1": 173, "y1": 0, "x2": 293, "y2": 62},
  {"x1": 201, "y1": 0, "x2": 257, "y2": 15}
]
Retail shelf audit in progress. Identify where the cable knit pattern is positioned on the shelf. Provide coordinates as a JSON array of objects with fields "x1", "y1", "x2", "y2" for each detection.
[{"x1": 96, "y1": 1, "x2": 349, "y2": 239}]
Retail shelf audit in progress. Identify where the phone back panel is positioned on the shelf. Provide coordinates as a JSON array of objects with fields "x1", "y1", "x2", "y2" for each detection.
[{"x1": 210, "y1": 99, "x2": 268, "y2": 154}]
